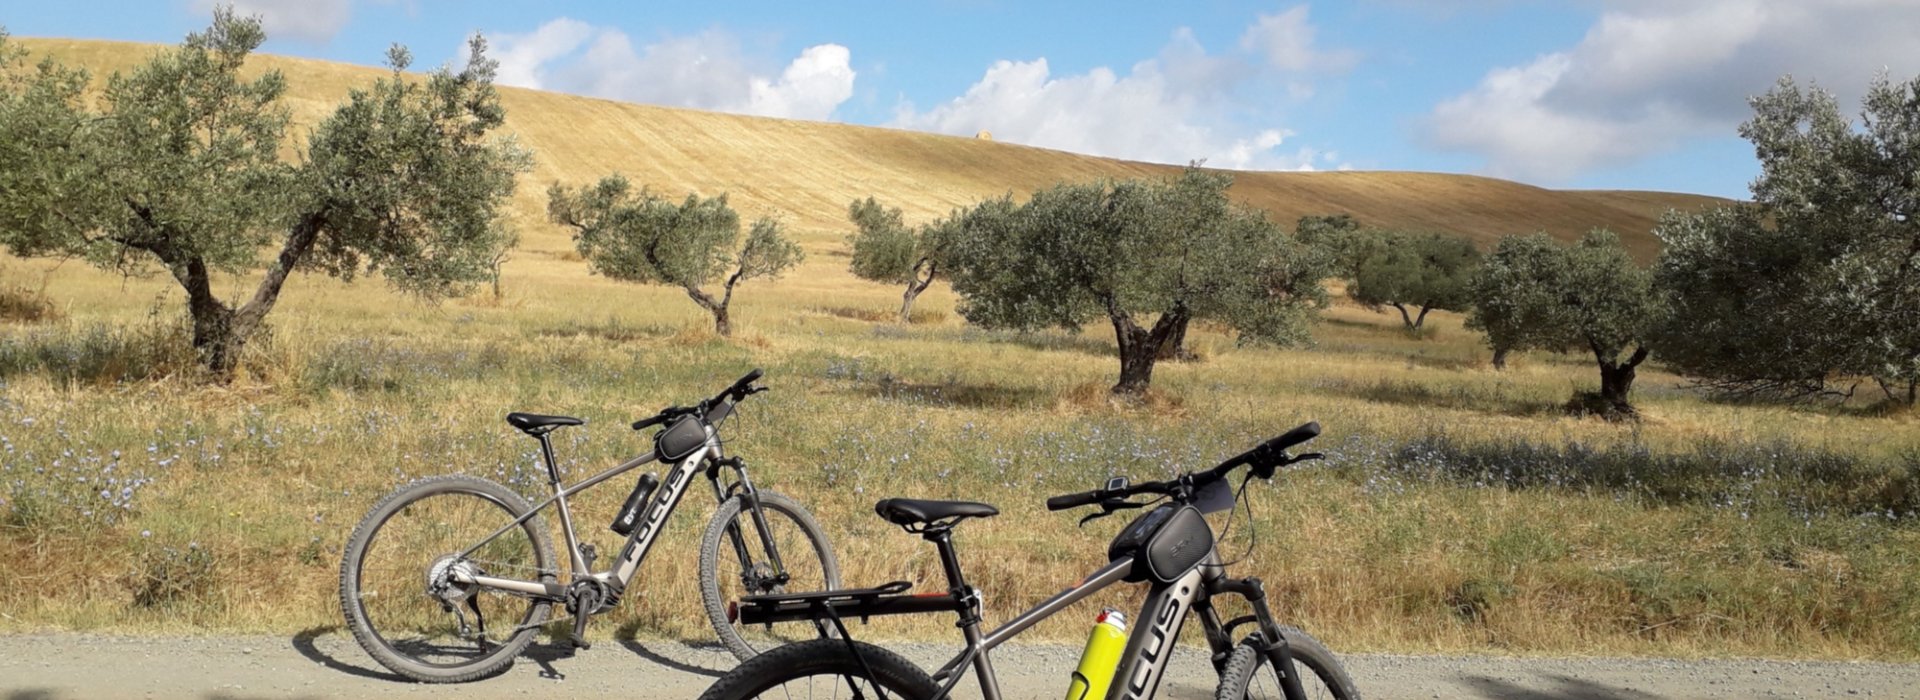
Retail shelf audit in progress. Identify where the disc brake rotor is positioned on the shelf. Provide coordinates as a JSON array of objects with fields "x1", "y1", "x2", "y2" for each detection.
[{"x1": 426, "y1": 555, "x2": 483, "y2": 604}]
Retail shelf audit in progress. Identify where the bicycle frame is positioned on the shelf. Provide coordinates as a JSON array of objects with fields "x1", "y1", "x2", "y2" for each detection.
[
  {"x1": 927, "y1": 554, "x2": 1243, "y2": 700},
  {"x1": 742, "y1": 541, "x2": 1305, "y2": 700},
  {"x1": 450, "y1": 423, "x2": 782, "y2": 605}
]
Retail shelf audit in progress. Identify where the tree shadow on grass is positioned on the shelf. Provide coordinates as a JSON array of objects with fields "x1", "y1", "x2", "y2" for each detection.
[
  {"x1": 814, "y1": 306, "x2": 949, "y2": 326},
  {"x1": 1462, "y1": 674, "x2": 1665, "y2": 700},
  {"x1": 1401, "y1": 352, "x2": 1485, "y2": 372},
  {"x1": 943, "y1": 328, "x2": 1114, "y2": 359},
  {"x1": 1331, "y1": 377, "x2": 1559, "y2": 418},
  {"x1": 855, "y1": 374, "x2": 1051, "y2": 410},
  {"x1": 1321, "y1": 315, "x2": 1400, "y2": 333},
  {"x1": 536, "y1": 319, "x2": 677, "y2": 344}
]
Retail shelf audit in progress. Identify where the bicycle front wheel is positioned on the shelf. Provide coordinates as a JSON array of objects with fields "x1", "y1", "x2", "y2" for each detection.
[
  {"x1": 699, "y1": 490, "x2": 841, "y2": 661},
  {"x1": 697, "y1": 638, "x2": 939, "y2": 700},
  {"x1": 339, "y1": 475, "x2": 555, "y2": 682},
  {"x1": 1215, "y1": 627, "x2": 1360, "y2": 700}
]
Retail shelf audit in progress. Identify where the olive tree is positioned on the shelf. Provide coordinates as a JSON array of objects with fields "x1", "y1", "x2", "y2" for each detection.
[
  {"x1": 1294, "y1": 213, "x2": 1370, "y2": 277},
  {"x1": 1464, "y1": 233, "x2": 1562, "y2": 370},
  {"x1": 1468, "y1": 231, "x2": 1660, "y2": 416},
  {"x1": 1348, "y1": 231, "x2": 1480, "y2": 331},
  {"x1": 549, "y1": 176, "x2": 801, "y2": 337},
  {"x1": 1654, "y1": 74, "x2": 1920, "y2": 407},
  {"x1": 0, "y1": 12, "x2": 529, "y2": 376},
  {"x1": 947, "y1": 169, "x2": 1329, "y2": 395},
  {"x1": 846, "y1": 197, "x2": 954, "y2": 323}
]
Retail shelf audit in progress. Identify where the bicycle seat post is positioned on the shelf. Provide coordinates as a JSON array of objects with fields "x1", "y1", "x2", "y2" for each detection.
[
  {"x1": 536, "y1": 433, "x2": 563, "y2": 486},
  {"x1": 921, "y1": 523, "x2": 1003, "y2": 699},
  {"x1": 531, "y1": 431, "x2": 591, "y2": 578}
]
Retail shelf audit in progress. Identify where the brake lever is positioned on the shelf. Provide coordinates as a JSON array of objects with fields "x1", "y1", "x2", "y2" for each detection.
[
  {"x1": 1077, "y1": 511, "x2": 1112, "y2": 527},
  {"x1": 1076, "y1": 498, "x2": 1145, "y2": 527}
]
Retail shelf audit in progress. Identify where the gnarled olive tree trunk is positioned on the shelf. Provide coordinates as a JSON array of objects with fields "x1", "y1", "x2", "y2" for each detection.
[{"x1": 1110, "y1": 306, "x2": 1189, "y2": 395}]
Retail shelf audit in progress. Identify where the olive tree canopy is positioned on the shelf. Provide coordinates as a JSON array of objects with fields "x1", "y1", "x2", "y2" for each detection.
[
  {"x1": 846, "y1": 197, "x2": 955, "y2": 323},
  {"x1": 1347, "y1": 231, "x2": 1480, "y2": 331},
  {"x1": 549, "y1": 175, "x2": 802, "y2": 337},
  {"x1": 1654, "y1": 74, "x2": 1920, "y2": 407},
  {"x1": 947, "y1": 169, "x2": 1330, "y2": 394},
  {"x1": 1469, "y1": 231, "x2": 1661, "y2": 415}
]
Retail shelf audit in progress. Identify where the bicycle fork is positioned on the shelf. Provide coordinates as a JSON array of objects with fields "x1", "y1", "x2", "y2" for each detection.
[
  {"x1": 711, "y1": 458, "x2": 793, "y2": 592},
  {"x1": 1209, "y1": 575, "x2": 1313, "y2": 700}
]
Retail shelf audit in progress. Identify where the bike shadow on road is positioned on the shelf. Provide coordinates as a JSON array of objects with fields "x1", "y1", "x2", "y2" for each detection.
[
  {"x1": 1465, "y1": 674, "x2": 1665, "y2": 700},
  {"x1": 289, "y1": 626, "x2": 413, "y2": 683},
  {"x1": 612, "y1": 620, "x2": 730, "y2": 678}
]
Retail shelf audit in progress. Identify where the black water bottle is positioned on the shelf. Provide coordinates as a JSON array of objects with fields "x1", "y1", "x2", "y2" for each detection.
[{"x1": 610, "y1": 473, "x2": 659, "y2": 536}]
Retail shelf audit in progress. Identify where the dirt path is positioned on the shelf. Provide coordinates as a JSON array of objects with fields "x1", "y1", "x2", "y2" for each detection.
[{"x1": 1, "y1": 630, "x2": 1913, "y2": 699}]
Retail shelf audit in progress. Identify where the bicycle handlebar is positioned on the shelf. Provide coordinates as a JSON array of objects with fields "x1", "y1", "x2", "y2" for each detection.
[
  {"x1": 1045, "y1": 421, "x2": 1322, "y2": 512},
  {"x1": 710, "y1": 368, "x2": 764, "y2": 406},
  {"x1": 630, "y1": 369, "x2": 768, "y2": 431},
  {"x1": 1044, "y1": 489, "x2": 1105, "y2": 511}
]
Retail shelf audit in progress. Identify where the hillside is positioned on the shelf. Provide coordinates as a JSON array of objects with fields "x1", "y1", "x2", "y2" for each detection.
[{"x1": 17, "y1": 38, "x2": 1728, "y2": 261}]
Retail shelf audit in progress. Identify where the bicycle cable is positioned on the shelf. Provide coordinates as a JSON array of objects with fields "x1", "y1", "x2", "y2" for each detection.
[{"x1": 1209, "y1": 470, "x2": 1260, "y2": 567}]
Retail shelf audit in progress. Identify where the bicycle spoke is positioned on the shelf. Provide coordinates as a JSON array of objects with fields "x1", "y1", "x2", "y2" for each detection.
[{"x1": 351, "y1": 488, "x2": 546, "y2": 670}]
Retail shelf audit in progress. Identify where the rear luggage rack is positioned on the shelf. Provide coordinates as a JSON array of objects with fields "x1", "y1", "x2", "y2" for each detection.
[{"x1": 737, "y1": 580, "x2": 964, "y2": 624}]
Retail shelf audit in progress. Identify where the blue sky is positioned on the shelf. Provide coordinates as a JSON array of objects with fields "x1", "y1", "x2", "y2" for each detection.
[{"x1": 7, "y1": 1, "x2": 1920, "y2": 199}]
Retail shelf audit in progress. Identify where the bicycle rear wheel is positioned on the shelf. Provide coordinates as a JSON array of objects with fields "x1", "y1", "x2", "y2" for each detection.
[
  {"x1": 699, "y1": 490, "x2": 841, "y2": 661},
  {"x1": 339, "y1": 475, "x2": 554, "y2": 682},
  {"x1": 1215, "y1": 627, "x2": 1360, "y2": 700},
  {"x1": 697, "y1": 638, "x2": 939, "y2": 700}
]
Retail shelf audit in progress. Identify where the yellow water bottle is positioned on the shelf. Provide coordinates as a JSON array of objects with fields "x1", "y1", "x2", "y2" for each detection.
[{"x1": 1065, "y1": 608, "x2": 1128, "y2": 700}]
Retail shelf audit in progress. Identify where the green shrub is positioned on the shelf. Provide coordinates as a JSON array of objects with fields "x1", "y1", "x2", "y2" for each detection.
[{"x1": 124, "y1": 541, "x2": 217, "y2": 609}]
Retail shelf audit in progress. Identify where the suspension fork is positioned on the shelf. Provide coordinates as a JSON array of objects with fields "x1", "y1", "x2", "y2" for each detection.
[
  {"x1": 1211, "y1": 575, "x2": 1311, "y2": 700},
  {"x1": 710, "y1": 458, "x2": 792, "y2": 588},
  {"x1": 1189, "y1": 595, "x2": 1237, "y2": 674}
]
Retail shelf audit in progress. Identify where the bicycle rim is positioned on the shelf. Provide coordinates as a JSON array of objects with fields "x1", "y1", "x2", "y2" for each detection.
[{"x1": 351, "y1": 489, "x2": 548, "y2": 672}]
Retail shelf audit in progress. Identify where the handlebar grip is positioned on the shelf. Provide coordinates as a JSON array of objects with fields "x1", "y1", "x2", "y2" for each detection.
[
  {"x1": 1046, "y1": 490, "x2": 1104, "y2": 511},
  {"x1": 1269, "y1": 421, "x2": 1321, "y2": 452},
  {"x1": 631, "y1": 414, "x2": 670, "y2": 431},
  {"x1": 734, "y1": 368, "x2": 764, "y2": 391},
  {"x1": 1216, "y1": 421, "x2": 1323, "y2": 472}
]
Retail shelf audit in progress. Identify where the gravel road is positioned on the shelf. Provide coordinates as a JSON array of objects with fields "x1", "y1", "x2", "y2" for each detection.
[{"x1": 2, "y1": 630, "x2": 1915, "y2": 699}]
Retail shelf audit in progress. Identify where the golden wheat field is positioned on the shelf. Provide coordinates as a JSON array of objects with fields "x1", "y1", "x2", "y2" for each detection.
[{"x1": 2, "y1": 39, "x2": 1918, "y2": 661}]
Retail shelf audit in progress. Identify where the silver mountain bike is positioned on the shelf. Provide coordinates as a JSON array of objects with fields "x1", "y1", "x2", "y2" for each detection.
[
  {"x1": 338, "y1": 369, "x2": 839, "y2": 682},
  {"x1": 698, "y1": 421, "x2": 1358, "y2": 700}
]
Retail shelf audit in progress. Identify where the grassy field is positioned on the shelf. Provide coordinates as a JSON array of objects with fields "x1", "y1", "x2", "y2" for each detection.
[
  {"x1": 3, "y1": 248, "x2": 1918, "y2": 660},
  {"x1": 2, "y1": 38, "x2": 1918, "y2": 662}
]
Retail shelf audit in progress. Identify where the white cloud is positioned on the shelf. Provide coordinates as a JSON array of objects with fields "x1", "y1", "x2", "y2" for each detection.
[
  {"x1": 1424, "y1": 0, "x2": 1920, "y2": 181},
  {"x1": 484, "y1": 9, "x2": 1355, "y2": 171},
  {"x1": 890, "y1": 15, "x2": 1353, "y2": 172},
  {"x1": 1239, "y1": 5, "x2": 1358, "y2": 74},
  {"x1": 488, "y1": 18, "x2": 595, "y2": 89},
  {"x1": 480, "y1": 19, "x2": 856, "y2": 121},
  {"x1": 193, "y1": 0, "x2": 352, "y2": 43},
  {"x1": 747, "y1": 44, "x2": 856, "y2": 120}
]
